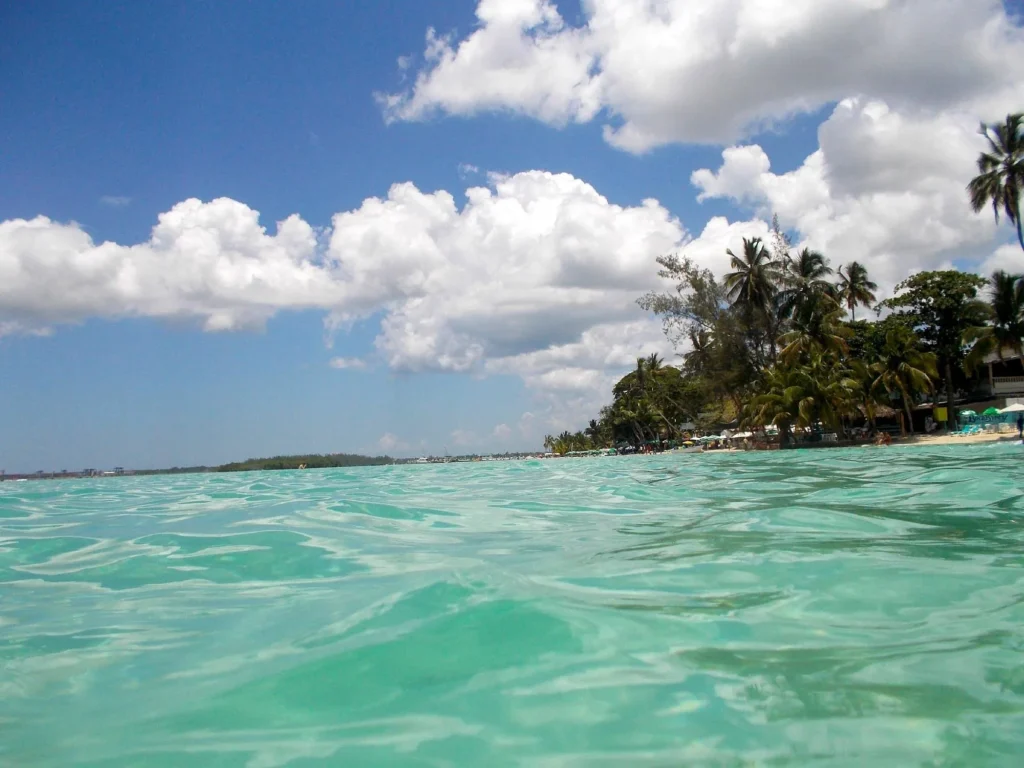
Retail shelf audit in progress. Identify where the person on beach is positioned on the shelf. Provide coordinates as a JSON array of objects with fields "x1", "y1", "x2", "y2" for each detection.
[{"x1": 1017, "y1": 412, "x2": 1023, "y2": 439}]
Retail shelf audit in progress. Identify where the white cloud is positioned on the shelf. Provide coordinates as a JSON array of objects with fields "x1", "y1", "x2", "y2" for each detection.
[
  {"x1": 0, "y1": 175, "x2": 692, "y2": 432},
  {"x1": 100, "y1": 195, "x2": 132, "y2": 207},
  {"x1": 980, "y1": 244, "x2": 1023, "y2": 277},
  {"x1": 0, "y1": 198, "x2": 340, "y2": 334},
  {"x1": 492, "y1": 423, "x2": 512, "y2": 440},
  {"x1": 384, "y1": 0, "x2": 1024, "y2": 151},
  {"x1": 457, "y1": 163, "x2": 480, "y2": 179},
  {"x1": 690, "y1": 98, "x2": 1014, "y2": 294},
  {"x1": 328, "y1": 357, "x2": 368, "y2": 370},
  {"x1": 5, "y1": 141, "x2": 1017, "y2": 437},
  {"x1": 325, "y1": 171, "x2": 686, "y2": 374},
  {"x1": 377, "y1": 432, "x2": 408, "y2": 452}
]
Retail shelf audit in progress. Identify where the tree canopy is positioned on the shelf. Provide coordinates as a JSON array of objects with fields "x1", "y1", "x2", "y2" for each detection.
[{"x1": 968, "y1": 112, "x2": 1024, "y2": 251}]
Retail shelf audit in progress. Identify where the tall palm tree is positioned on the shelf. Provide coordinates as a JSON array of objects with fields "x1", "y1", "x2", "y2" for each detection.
[
  {"x1": 968, "y1": 112, "x2": 1024, "y2": 252},
  {"x1": 724, "y1": 237, "x2": 783, "y2": 315},
  {"x1": 778, "y1": 248, "x2": 834, "y2": 320},
  {"x1": 836, "y1": 261, "x2": 878, "y2": 321},
  {"x1": 964, "y1": 270, "x2": 1024, "y2": 372},
  {"x1": 683, "y1": 328, "x2": 713, "y2": 375},
  {"x1": 725, "y1": 237, "x2": 785, "y2": 364},
  {"x1": 870, "y1": 327, "x2": 938, "y2": 436}
]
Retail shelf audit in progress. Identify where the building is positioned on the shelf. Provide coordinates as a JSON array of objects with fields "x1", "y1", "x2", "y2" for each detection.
[{"x1": 976, "y1": 350, "x2": 1024, "y2": 399}]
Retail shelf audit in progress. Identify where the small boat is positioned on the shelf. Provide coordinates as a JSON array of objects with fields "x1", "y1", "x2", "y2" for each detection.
[{"x1": 675, "y1": 445, "x2": 704, "y2": 454}]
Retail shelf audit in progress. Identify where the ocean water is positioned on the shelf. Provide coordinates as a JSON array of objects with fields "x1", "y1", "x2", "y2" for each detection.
[{"x1": 2, "y1": 445, "x2": 1024, "y2": 767}]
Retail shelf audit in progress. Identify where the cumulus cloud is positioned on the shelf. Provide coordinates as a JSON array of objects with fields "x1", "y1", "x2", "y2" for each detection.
[
  {"x1": 690, "y1": 98, "x2": 1012, "y2": 293},
  {"x1": 492, "y1": 423, "x2": 512, "y2": 440},
  {"x1": 0, "y1": 174, "x2": 691, "y2": 433},
  {"x1": 0, "y1": 198, "x2": 340, "y2": 334},
  {"x1": 324, "y1": 171, "x2": 686, "y2": 373},
  {"x1": 4, "y1": 144, "x2": 1016, "y2": 438},
  {"x1": 383, "y1": 0, "x2": 1024, "y2": 151}
]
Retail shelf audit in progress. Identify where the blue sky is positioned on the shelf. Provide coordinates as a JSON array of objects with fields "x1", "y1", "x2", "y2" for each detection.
[{"x1": 2, "y1": 0, "x2": 1022, "y2": 471}]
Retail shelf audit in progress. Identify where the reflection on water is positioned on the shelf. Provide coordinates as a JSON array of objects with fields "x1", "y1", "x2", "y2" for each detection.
[{"x1": 2, "y1": 444, "x2": 1023, "y2": 765}]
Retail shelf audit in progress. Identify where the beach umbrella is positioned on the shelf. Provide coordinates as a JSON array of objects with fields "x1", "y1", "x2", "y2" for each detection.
[
  {"x1": 983, "y1": 407, "x2": 1001, "y2": 416},
  {"x1": 1000, "y1": 403, "x2": 1024, "y2": 413},
  {"x1": 959, "y1": 410, "x2": 977, "y2": 417}
]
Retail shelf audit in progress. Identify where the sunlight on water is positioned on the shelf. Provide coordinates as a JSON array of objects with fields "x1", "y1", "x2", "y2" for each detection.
[{"x1": 2, "y1": 444, "x2": 1024, "y2": 766}]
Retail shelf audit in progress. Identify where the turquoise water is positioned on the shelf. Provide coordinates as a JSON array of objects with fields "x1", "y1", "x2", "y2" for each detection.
[{"x1": 2, "y1": 445, "x2": 1024, "y2": 766}]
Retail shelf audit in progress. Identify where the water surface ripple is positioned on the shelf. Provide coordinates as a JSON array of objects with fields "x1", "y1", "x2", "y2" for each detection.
[{"x1": 3, "y1": 444, "x2": 1024, "y2": 766}]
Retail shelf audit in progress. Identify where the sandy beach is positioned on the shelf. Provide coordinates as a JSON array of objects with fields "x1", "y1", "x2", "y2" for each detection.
[{"x1": 899, "y1": 431, "x2": 1020, "y2": 447}]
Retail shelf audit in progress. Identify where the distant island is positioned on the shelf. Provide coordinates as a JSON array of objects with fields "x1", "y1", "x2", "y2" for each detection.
[
  {"x1": 1, "y1": 453, "x2": 394, "y2": 481},
  {"x1": 216, "y1": 453, "x2": 394, "y2": 472}
]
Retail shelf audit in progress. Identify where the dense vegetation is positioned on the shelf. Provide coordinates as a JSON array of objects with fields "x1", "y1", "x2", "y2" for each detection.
[
  {"x1": 217, "y1": 453, "x2": 392, "y2": 472},
  {"x1": 134, "y1": 466, "x2": 212, "y2": 476},
  {"x1": 545, "y1": 112, "x2": 1023, "y2": 453}
]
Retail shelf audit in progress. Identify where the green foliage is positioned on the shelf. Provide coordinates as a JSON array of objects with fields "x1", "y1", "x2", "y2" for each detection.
[
  {"x1": 964, "y1": 270, "x2": 1024, "y2": 372},
  {"x1": 845, "y1": 316, "x2": 913, "y2": 362},
  {"x1": 968, "y1": 112, "x2": 1024, "y2": 251},
  {"x1": 777, "y1": 248, "x2": 835, "y2": 321},
  {"x1": 588, "y1": 217, "x2": 1017, "y2": 446},
  {"x1": 869, "y1": 327, "x2": 939, "y2": 435},
  {"x1": 217, "y1": 453, "x2": 392, "y2": 472},
  {"x1": 882, "y1": 271, "x2": 988, "y2": 362},
  {"x1": 836, "y1": 261, "x2": 878, "y2": 321},
  {"x1": 745, "y1": 353, "x2": 860, "y2": 441},
  {"x1": 881, "y1": 270, "x2": 987, "y2": 427}
]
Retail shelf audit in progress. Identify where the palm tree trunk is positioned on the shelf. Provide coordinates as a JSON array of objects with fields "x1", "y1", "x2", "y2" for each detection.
[
  {"x1": 944, "y1": 360, "x2": 956, "y2": 431},
  {"x1": 1016, "y1": 213, "x2": 1023, "y2": 252},
  {"x1": 901, "y1": 393, "x2": 914, "y2": 436}
]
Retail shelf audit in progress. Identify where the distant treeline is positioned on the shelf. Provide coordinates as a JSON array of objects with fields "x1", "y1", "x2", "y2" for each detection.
[
  {"x1": 216, "y1": 453, "x2": 393, "y2": 472},
  {"x1": 134, "y1": 466, "x2": 212, "y2": 476}
]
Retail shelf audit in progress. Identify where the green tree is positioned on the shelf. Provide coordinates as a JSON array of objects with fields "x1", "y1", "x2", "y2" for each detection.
[
  {"x1": 836, "y1": 261, "x2": 878, "y2": 321},
  {"x1": 639, "y1": 253, "x2": 758, "y2": 407},
  {"x1": 882, "y1": 271, "x2": 987, "y2": 430},
  {"x1": 844, "y1": 315, "x2": 912, "y2": 363},
  {"x1": 745, "y1": 354, "x2": 857, "y2": 445},
  {"x1": 724, "y1": 239, "x2": 784, "y2": 363},
  {"x1": 778, "y1": 297, "x2": 849, "y2": 365},
  {"x1": 964, "y1": 270, "x2": 1024, "y2": 373},
  {"x1": 869, "y1": 327, "x2": 938, "y2": 436},
  {"x1": 777, "y1": 248, "x2": 834, "y2": 320},
  {"x1": 968, "y1": 113, "x2": 1024, "y2": 252}
]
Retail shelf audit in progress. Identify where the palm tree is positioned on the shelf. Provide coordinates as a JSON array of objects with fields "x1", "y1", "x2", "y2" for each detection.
[
  {"x1": 964, "y1": 270, "x2": 1024, "y2": 372},
  {"x1": 870, "y1": 327, "x2": 938, "y2": 436},
  {"x1": 968, "y1": 112, "x2": 1024, "y2": 252},
  {"x1": 745, "y1": 355, "x2": 854, "y2": 444},
  {"x1": 683, "y1": 328, "x2": 713, "y2": 375},
  {"x1": 778, "y1": 248, "x2": 834, "y2": 320},
  {"x1": 836, "y1": 261, "x2": 878, "y2": 321},
  {"x1": 746, "y1": 366, "x2": 806, "y2": 446},
  {"x1": 724, "y1": 237, "x2": 783, "y2": 315},
  {"x1": 724, "y1": 237, "x2": 785, "y2": 364},
  {"x1": 778, "y1": 300, "x2": 849, "y2": 365}
]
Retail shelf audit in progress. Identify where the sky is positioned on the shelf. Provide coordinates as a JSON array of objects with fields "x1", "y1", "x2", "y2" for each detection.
[{"x1": 2, "y1": 0, "x2": 1023, "y2": 471}]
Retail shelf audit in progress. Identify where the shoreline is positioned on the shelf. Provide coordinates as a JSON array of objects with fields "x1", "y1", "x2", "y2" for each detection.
[{"x1": 895, "y1": 431, "x2": 1020, "y2": 447}]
